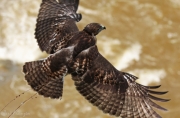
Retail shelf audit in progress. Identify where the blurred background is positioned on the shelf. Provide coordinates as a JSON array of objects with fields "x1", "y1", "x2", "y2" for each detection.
[{"x1": 0, "y1": 0, "x2": 179, "y2": 118}]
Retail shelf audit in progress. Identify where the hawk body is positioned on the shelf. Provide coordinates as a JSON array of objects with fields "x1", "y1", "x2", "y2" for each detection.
[{"x1": 23, "y1": 0, "x2": 169, "y2": 117}]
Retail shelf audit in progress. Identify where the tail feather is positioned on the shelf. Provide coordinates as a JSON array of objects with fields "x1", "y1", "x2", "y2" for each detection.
[
  {"x1": 37, "y1": 78, "x2": 63, "y2": 99},
  {"x1": 23, "y1": 60, "x2": 44, "y2": 74},
  {"x1": 25, "y1": 67, "x2": 50, "y2": 90},
  {"x1": 23, "y1": 60, "x2": 65, "y2": 99}
]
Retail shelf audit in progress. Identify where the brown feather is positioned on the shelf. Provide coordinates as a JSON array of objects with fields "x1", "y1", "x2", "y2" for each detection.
[
  {"x1": 71, "y1": 45, "x2": 169, "y2": 118},
  {"x1": 35, "y1": 0, "x2": 81, "y2": 53}
]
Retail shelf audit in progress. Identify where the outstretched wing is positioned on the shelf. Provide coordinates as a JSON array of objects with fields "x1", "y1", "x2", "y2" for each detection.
[
  {"x1": 35, "y1": 0, "x2": 81, "y2": 53},
  {"x1": 71, "y1": 45, "x2": 169, "y2": 118}
]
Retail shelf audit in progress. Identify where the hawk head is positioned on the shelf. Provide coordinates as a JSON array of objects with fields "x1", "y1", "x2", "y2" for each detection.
[{"x1": 83, "y1": 23, "x2": 106, "y2": 36}]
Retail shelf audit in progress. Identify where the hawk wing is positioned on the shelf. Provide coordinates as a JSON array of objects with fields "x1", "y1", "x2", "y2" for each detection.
[
  {"x1": 35, "y1": 0, "x2": 81, "y2": 53},
  {"x1": 71, "y1": 45, "x2": 169, "y2": 118}
]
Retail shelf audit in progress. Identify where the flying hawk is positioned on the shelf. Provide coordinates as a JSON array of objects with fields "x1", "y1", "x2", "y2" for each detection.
[{"x1": 23, "y1": 0, "x2": 169, "y2": 118}]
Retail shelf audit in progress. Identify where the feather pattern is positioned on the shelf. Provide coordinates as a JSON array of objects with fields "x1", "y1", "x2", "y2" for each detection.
[
  {"x1": 71, "y1": 45, "x2": 169, "y2": 118},
  {"x1": 23, "y1": 47, "x2": 74, "y2": 99},
  {"x1": 35, "y1": 0, "x2": 81, "y2": 53}
]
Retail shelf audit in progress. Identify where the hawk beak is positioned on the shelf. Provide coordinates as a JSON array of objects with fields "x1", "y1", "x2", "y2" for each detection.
[{"x1": 101, "y1": 26, "x2": 106, "y2": 30}]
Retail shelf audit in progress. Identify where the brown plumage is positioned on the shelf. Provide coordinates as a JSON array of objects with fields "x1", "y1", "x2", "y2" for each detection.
[
  {"x1": 24, "y1": 0, "x2": 106, "y2": 99},
  {"x1": 71, "y1": 45, "x2": 169, "y2": 118},
  {"x1": 35, "y1": 0, "x2": 81, "y2": 53},
  {"x1": 22, "y1": 0, "x2": 169, "y2": 118}
]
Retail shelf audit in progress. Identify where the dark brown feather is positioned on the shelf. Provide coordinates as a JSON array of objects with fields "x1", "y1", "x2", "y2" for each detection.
[
  {"x1": 35, "y1": 0, "x2": 81, "y2": 53},
  {"x1": 58, "y1": 0, "x2": 80, "y2": 12},
  {"x1": 23, "y1": 47, "x2": 75, "y2": 99},
  {"x1": 71, "y1": 45, "x2": 169, "y2": 118}
]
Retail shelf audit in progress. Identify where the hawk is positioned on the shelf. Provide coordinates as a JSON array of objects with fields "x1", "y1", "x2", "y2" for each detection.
[{"x1": 23, "y1": 0, "x2": 169, "y2": 118}]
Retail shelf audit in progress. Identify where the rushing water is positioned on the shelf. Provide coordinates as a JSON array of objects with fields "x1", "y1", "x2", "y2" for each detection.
[{"x1": 0, "y1": 0, "x2": 180, "y2": 118}]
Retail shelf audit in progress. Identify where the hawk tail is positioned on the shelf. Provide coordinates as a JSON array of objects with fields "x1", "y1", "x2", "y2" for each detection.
[
  {"x1": 23, "y1": 60, "x2": 43, "y2": 74},
  {"x1": 23, "y1": 59, "x2": 64, "y2": 99}
]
